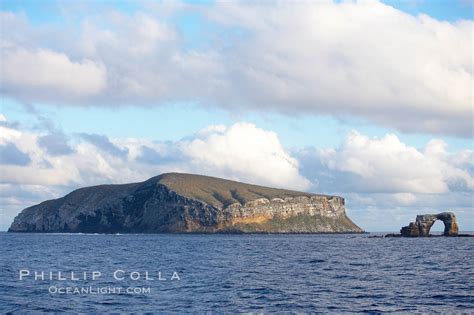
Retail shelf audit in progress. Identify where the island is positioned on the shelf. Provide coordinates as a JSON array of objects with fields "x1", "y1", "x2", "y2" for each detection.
[
  {"x1": 382, "y1": 212, "x2": 472, "y2": 237},
  {"x1": 8, "y1": 173, "x2": 363, "y2": 234},
  {"x1": 400, "y1": 212, "x2": 459, "y2": 237}
]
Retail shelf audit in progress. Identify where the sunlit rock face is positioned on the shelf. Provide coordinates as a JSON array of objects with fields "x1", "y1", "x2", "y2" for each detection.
[
  {"x1": 400, "y1": 212, "x2": 459, "y2": 237},
  {"x1": 8, "y1": 173, "x2": 363, "y2": 234}
]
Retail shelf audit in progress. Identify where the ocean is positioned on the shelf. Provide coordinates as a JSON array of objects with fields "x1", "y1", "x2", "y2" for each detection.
[{"x1": 1, "y1": 232, "x2": 473, "y2": 313}]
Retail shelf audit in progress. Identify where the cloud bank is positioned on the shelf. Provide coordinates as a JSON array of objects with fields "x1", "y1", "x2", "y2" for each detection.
[
  {"x1": 1, "y1": 47, "x2": 106, "y2": 97},
  {"x1": 1, "y1": 1, "x2": 472, "y2": 136},
  {"x1": 316, "y1": 131, "x2": 474, "y2": 194},
  {"x1": 1, "y1": 115, "x2": 472, "y2": 231},
  {"x1": 0, "y1": 121, "x2": 309, "y2": 190}
]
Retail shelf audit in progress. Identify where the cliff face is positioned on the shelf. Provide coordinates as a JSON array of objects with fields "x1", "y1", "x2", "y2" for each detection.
[{"x1": 8, "y1": 173, "x2": 363, "y2": 233}]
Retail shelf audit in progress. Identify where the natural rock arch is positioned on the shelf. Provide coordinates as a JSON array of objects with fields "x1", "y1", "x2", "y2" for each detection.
[{"x1": 400, "y1": 212, "x2": 459, "y2": 237}]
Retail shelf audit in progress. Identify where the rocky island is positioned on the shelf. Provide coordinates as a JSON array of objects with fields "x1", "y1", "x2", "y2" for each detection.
[
  {"x1": 383, "y1": 212, "x2": 472, "y2": 237},
  {"x1": 8, "y1": 173, "x2": 363, "y2": 234},
  {"x1": 400, "y1": 212, "x2": 459, "y2": 237}
]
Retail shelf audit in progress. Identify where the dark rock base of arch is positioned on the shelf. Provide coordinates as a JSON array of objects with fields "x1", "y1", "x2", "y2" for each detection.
[{"x1": 399, "y1": 212, "x2": 459, "y2": 237}]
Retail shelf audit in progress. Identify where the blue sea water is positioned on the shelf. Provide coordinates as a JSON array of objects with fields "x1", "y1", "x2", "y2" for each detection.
[{"x1": 1, "y1": 232, "x2": 473, "y2": 313}]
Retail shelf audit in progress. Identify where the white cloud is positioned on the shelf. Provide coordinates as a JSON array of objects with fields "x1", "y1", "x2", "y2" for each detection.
[
  {"x1": 181, "y1": 122, "x2": 311, "y2": 190},
  {"x1": 0, "y1": 125, "x2": 22, "y2": 144},
  {"x1": 392, "y1": 193, "x2": 417, "y2": 206},
  {"x1": 204, "y1": 1, "x2": 472, "y2": 136},
  {"x1": 318, "y1": 131, "x2": 474, "y2": 194},
  {"x1": 0, "y1": 120, "x2": 310, "y2": 192},
  {"x1": 1, "y1": 2, "x2": 472, "y2": 136},
  {"x1": 1, "y1": 47, "x2": 106, "y2": 97}
]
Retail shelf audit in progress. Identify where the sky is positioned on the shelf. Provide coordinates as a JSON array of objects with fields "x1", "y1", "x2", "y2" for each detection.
[{"x1": 0, "y1": 0, "x2": 473, "y2": 232}]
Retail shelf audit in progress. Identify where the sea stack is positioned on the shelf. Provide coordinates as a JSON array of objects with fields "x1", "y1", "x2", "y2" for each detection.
[
  {"x1": 8, "y1": 173, "x2": 363, "y2": 234},
  {"x1": 400, "y1": 212, "x2": 459, "y2": 237}
]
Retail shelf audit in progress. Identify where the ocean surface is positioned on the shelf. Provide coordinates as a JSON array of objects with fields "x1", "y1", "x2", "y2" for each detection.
[{"x1": 1, "y1": 232, "x2": 473, "y2": 313}]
